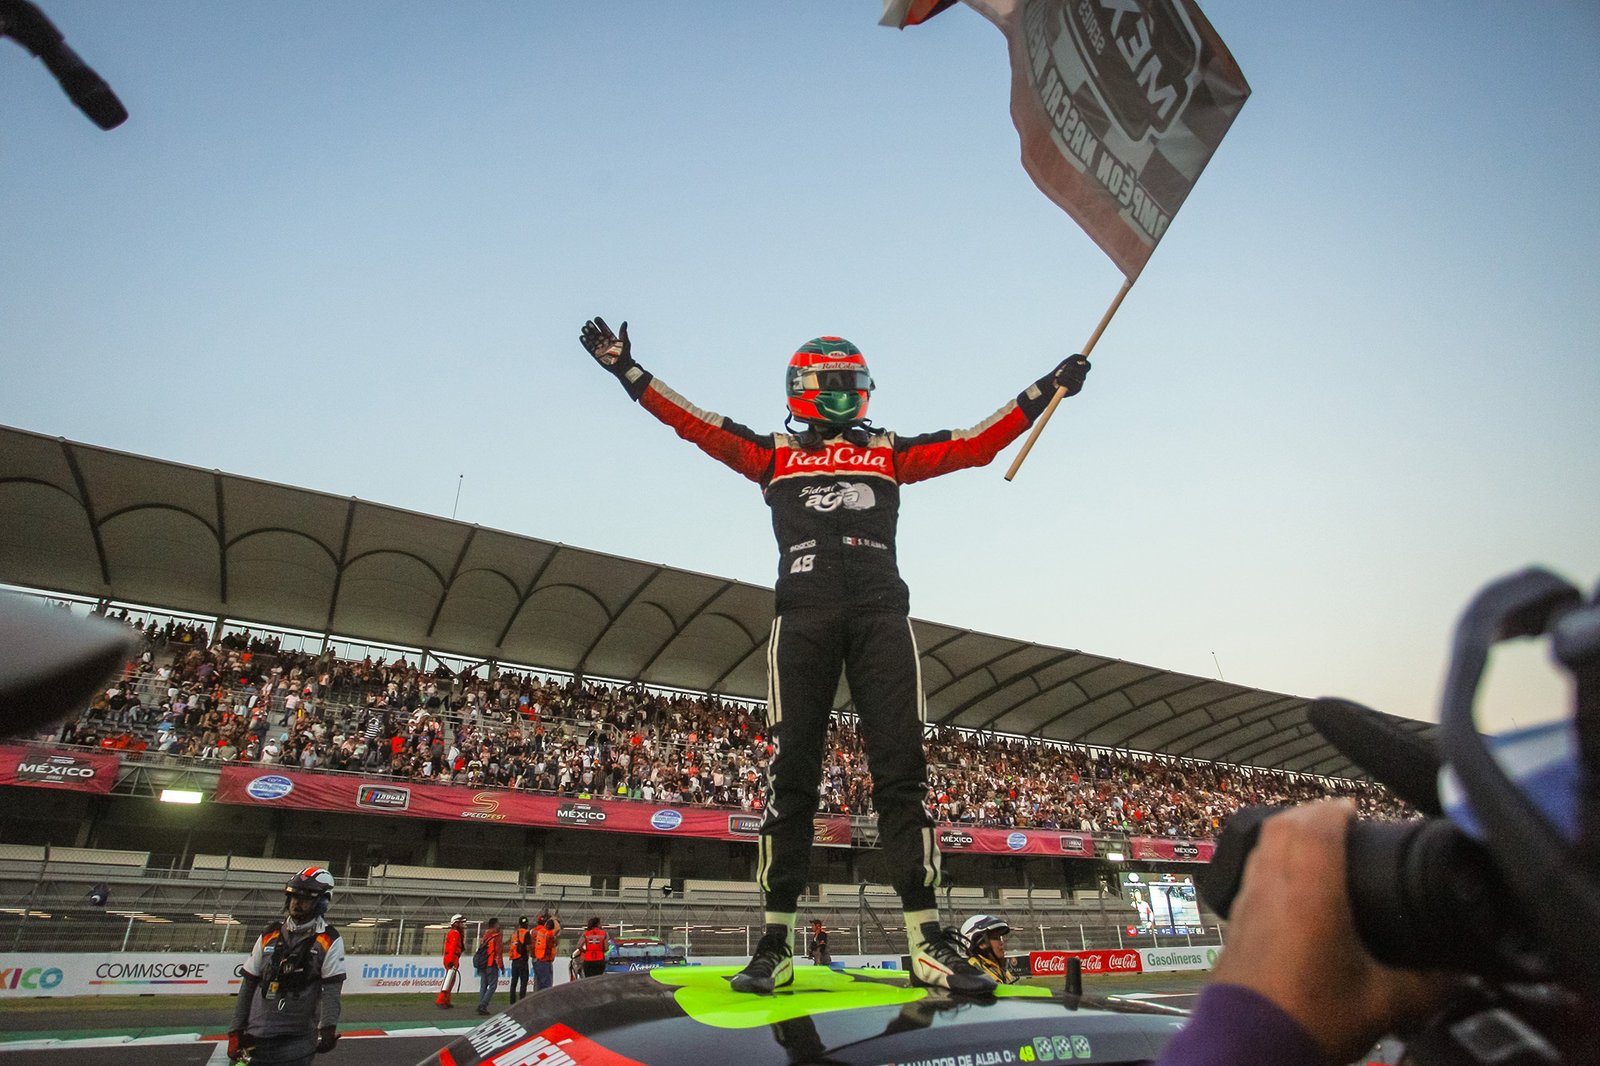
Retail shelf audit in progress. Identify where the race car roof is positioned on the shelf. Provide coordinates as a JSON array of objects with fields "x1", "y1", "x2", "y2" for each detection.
[{"x1": 0, "y1": 424, "x2": 1434, "y2": 777}]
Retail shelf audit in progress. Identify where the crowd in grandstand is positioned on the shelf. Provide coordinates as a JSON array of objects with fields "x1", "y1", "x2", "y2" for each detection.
[{"x1": 54, "y1": 611, "x2": 1407, "y2": 839}]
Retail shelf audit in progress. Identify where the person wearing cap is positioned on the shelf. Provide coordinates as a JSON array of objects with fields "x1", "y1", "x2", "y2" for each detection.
[
  {"x1": 507, "y1": 916, "x2": 534, "y2": 1003},
  {"x1": 531, "y1": 912, "x2": 563, "y2": 991},
  {"x1": 579, "y1": 316, "x2": 1091, "y2": 997},
  {"x1": 959, "y1": 913, "x2": 1016, "y2": 985},
  {"x1": 435, "y1": 913, "x2": 465, "y2": 1009}
]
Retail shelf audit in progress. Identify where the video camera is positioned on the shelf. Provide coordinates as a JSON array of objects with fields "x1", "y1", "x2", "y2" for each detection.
[{"x1": 1198, "y1": 567, "x2": 1598, "y2": 1065}]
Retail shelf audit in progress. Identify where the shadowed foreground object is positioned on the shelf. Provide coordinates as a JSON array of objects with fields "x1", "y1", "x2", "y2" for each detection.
[{"x1": 0, "y1": 594, "x2": 138, "y2": 738}]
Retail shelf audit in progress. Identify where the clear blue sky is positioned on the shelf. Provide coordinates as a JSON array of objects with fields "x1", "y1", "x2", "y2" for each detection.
[{"x1": 3, "y1": 2, "x2": 1596, "y2": 735}]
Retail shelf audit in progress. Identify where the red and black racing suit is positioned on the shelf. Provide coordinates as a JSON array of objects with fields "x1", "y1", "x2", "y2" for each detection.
[{"x1": 608, "y1": 360, "x2": 1063, "y2": 913}]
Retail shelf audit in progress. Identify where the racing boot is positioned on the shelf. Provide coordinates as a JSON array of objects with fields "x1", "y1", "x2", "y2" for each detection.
[
  {"x1": 910, "y1": 921, "x2": 996, "y2": 995},
  {"x1": 730, "y1": 923, "x2": 794, "y2": 993}
]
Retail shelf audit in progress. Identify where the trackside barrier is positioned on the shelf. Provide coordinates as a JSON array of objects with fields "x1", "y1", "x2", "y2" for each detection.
[
  {"x1": 0, "y1": 954, "x2": 906, "y2": 998},
  {"x1": 1028, "y1": 947, "x2": 1217, "y2": 977}
]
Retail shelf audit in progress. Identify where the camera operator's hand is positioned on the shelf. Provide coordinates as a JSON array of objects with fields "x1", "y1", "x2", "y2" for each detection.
[
  {"x1": 1210, "y1": 800, "x2": 1450, "y2": 1063},
  {"x1": 315, "y1": 1025, "x2": 339, "y2": 1053},
  {"x1": 227, "y1": 1030, "x2": 251, "y2": 1061}
]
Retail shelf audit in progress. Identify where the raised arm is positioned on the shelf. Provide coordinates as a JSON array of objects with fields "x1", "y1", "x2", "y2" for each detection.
[
  {"x1": 580, "y1": 315, "x2": 775, "y2": 483},
  {"x1": 894, "y1": 355, "x2": 1089, "y2": 484}
]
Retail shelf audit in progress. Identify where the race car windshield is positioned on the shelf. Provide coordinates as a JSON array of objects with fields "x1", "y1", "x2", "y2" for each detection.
[{"x1": 794, "y1": 369, "x2": 872, "y2": 392}]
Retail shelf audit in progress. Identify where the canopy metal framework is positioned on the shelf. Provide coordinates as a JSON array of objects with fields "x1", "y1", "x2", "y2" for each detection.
[{"x1": 0, "y1": 424, "x2": 1434, "y2": 777}]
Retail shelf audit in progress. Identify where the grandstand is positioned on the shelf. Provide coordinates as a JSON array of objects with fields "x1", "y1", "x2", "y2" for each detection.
[{"x1": 0, "y1": 426, "x2": 1429, "y2": 959}]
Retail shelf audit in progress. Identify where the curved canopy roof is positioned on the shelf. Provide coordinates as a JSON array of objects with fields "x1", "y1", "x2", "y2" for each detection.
[{"x1": 0, "y1": 424, "x2": 1433, "y2": 777}]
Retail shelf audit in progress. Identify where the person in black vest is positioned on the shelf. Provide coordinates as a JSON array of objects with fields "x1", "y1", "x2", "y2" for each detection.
[{"x1": 229, "y1": 867, "x2": 345, "y2": 1065}]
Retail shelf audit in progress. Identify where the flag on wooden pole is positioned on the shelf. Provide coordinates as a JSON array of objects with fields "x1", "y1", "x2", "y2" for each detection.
[{"x1": 886, "y1": 0, "x2": 1250, "y2": 279}]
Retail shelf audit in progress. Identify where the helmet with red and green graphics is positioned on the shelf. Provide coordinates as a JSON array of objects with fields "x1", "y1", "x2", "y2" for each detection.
[{"x1": 786, "y1": 337, "x2": 874, "y2": 426}]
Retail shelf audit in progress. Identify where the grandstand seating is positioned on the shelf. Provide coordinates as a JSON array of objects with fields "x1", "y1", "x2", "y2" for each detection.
[
  {"x1": 371, "y1": 863, "x2": 519, "y2": 890},
  {"x1": 188, "y1": 854, "x2": 330, "y2": 886},
  {"x1": 0, "y1": 844, "x2": 150, "y2": 878}
]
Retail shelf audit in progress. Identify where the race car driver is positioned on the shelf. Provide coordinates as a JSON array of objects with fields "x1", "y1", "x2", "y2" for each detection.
[
  {"x1": 960, "y1": 913, "x2": 1017, "y2": 985},
  {"x1": 580, "y1": 317, "x2": 1090, "y2": 995}
]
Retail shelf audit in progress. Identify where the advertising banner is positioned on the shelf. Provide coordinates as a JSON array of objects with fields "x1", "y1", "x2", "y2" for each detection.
[
  {"x1": 1128, "y1": 837, "x2": 1214, "y2": 863},
  {"x1": 0, "y1": 744, "x2": 120, "y2": 794},
  {"x1": 214, "y1": 767, "x2": 851, "y2": 847},
  {"x1": 1028, "y1": 948, "x2": 1143, "y2": 976},
  {"x1": 1138, "y1": 945, "x2": 1215, "y2": 972},
  {"x1": 0, "y1": 952, "x2": 535, "y2": 998},
  {"x1": 935, "y1": 825, "x2": 1096, "y2": 858}
]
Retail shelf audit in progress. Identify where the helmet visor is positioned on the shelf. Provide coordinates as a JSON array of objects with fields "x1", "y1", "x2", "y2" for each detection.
[{"x1": 792, "y1": 368, "x2": 872, "y2": 393}]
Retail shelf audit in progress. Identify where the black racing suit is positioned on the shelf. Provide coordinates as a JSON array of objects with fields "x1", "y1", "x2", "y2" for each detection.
[{"x1": 609, "y1": 360, "x2": 1062, "y2": 912}]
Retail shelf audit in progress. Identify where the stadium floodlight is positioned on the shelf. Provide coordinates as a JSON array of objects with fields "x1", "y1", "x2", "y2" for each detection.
[
  {"x1": 1107, "y1": 851, "x2": 1126, "y2": 862},
  {"x1": 159, "y1": 788, "x2": 203, "y2": 804}
]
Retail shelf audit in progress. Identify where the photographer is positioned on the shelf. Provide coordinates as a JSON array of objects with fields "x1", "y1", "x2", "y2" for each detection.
[
  {"x1": 1155, "y1": 802, "x2": 1448, "y2": 1065},
  {"x1": 229, "y1": 868, "x2": 345, "y2": 1065}
]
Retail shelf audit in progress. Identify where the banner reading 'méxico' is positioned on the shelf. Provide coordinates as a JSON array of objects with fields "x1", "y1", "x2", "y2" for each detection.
[
  {"x1": 213, "y1": 766, "x2": 850, "y2": 846},
  {"x1": 0, "y1": 745, "x2": 120, "y2": 794},
  {"x1": 936, "y1": 825, "x2": 1096, "y2": 858},
  {"x1": 1128, "y1": 837, "x2": 1214, "y2": 862}
]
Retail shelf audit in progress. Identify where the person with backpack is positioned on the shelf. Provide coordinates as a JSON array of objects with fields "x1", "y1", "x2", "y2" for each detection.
[
  {"x1": 579, "y1": 916, "x2": 610, "y2": 978},
  {"x1": 507, "y1": 916, "x2": 535, "y2": 1003},
  {"x1": 435, "y1": 913, "x2": 465, "y2": 1009},
  {"x1": 531, "y1": 912, "x2": 563, "y2": 991},
  {"x1": 228, "y1": 868, "x2": 345, "y2": 1065},
  {"x1": 474, "y1": 917, "x2": 503, "y2": 1015}
]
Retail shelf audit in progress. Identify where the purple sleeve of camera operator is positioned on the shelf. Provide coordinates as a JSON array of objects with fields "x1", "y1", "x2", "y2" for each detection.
[{"x1": 1151, "y1": 984, "x2": 1324, "y2": 1066}]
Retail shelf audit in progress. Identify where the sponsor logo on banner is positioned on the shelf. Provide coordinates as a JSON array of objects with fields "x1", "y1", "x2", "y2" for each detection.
[
  {"x1": 14, "y1": 752, "x2": 99, "y2": 784},
  {"x1": 92, "y1": 960, "x2": 211, "y2": 984},
  {"x1": 1141, "y1": 947, "x2": 1210, "y2": 972},
  {"x1": 1030, "y1": 949, "x2": 1142, "y2": 976},
  {"x1": 649, "y1": 809, "x2": 683, "y2": 832},
  {"x1": 0, "y1": 966, "x2": 65, "y2": 992},
  {"x1": 462, "y1": 793, "x2": 508, "y2": 822},
  {"x1": 356, "y1": 784, "x2": 410, "y2": 811},
  {"x1": 245, "y1": 775, "x2": 294, "y2": 801},
  {"x1": 727, "y1": 814, "x2": 763, "y2": 837},
  {"x1": 555, "y1": 802, "x2": 606, "y2": 826},
  {"x1": 1060, "y1": 835, "x2": 1086, "y2": 853},
  {"x1": 1006, "y1": 831, "x2": 1028, "y2": 851},
  {"x1": 939, "y1": 829, "x2": 974, "y2": 849}
]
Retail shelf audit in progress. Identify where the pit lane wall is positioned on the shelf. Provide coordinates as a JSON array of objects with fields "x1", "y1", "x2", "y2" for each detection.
[{"x1": 0, "y1": 949, "x2": 1211, "y2": 997}]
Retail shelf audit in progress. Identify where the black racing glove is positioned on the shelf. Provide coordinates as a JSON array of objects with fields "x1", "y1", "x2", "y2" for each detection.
[
  {"x1": 580, "y1": 316, "x2": 635, "y2": 376},
  {"x1": 315, "y1": 1026, "x2": 339, "y2": 1054},
  {"x1": 1051, "y1": 354, "x2": 1091, "y2": 397}
]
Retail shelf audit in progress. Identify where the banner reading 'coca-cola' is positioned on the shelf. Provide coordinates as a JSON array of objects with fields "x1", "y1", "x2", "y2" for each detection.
[
  {"x1": 1128, "y1": 837, "x2": 1214, "y2": 862},
  {"x1": 0, "y1": 745, "x2": 119, "y2": 794},
  {"x1": 935, "y1": 825, "x2": 1096, "y2": 858},
  {"x1": 212, "y1": 766, "x2": 851, "y2": 846},
  {"x1": 1029, "y1": 948, "x2": 1143, "y2": 977}
]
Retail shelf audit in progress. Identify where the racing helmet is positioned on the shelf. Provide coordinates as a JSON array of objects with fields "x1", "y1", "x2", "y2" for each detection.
[
  {"x1": 786, "y1": 337, "x2": 873, "y2": 426},
  {"x1": 959, "y1": 914, "x2": 1011, "y2": 955},
  {"x1": 284, "y1": 866, "x2": 335, "y2": 918}
]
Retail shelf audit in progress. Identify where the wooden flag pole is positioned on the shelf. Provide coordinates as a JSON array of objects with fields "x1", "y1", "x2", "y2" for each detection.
[{"x1": 1004, "y1": 275, "x2": 1135, "y2": 481}]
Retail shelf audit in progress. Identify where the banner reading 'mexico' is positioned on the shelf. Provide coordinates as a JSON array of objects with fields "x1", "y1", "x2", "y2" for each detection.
[
  {"x1": 0, "y1": 744, "x2": 120, "y2": 794},
  {"x1": 936, "y1": 824, "x2": 1096, "y2": 858},
  {"x1": 213, "y1": 766, "x2": 851, "y2": 846},
  {"x1": 1128, "y1": 836, "x2": 1214, "y2": 862},
  {"x1": 895, "y1": 0, "x2": 1251, "y2": 279}
]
